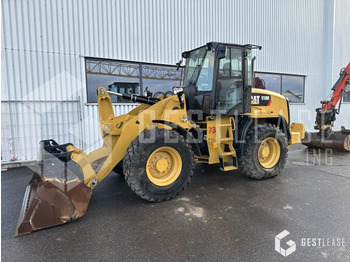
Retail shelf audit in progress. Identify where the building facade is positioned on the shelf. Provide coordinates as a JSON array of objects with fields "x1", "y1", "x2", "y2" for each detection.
[{"x1": 2, "y1": 0, "x2": 350, "y2": 162}]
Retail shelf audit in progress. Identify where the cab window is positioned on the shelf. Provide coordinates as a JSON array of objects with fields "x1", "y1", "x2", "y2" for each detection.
[
  {"x1": 216, "y1": 47, "x2": 244, "y2": 112},
  {"x1": 197, "y1": 50, "x2": 215, "y2": 91}
]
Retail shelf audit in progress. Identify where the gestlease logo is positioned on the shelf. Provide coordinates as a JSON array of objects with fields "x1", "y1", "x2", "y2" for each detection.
[{"x1": 275, "y1": 230, "x2": 296, "y2": 257}]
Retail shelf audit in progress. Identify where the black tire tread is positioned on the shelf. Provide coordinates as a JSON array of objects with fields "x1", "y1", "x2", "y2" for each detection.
[
  {"x1": 238, "y1": 123, "x2": 288, "y2": 179},
  {"x1": 123, "y1": 129, "x2": 195, "y2": 202}
]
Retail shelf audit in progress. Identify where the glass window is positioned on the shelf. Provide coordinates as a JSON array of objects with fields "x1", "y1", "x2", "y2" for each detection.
[
  {"x1": 343, "y1": 84, "x2": 350, "y2": 102},
  {"x1": 86, "y1": 60, "x2": 140, "y2": 103},
  {"x1": 183, "y1": 47, "x2": 207, "y2": 85},
  {"x1": 282, "y1": 75, "x2": 304, "y2": 103},
  {"x1": 107, "y1": 82, "x2": 140, "y2": 103},
  {"x1": 142, "y1": 64, "x2": 182, "y2": 95},
  {"x1": 245, "y1": 50, "x2": 253, "y2": 86},
  {"x1": 254, "y1": 72, "x2": 305, "y2": 103},
  {"x1": 255, "y1": 73, "x2": 281, "y2": 93},
  {"x1": 216, "y1": 47, "x2": 244, "y2": 111},
  {"x1": 231, "y1": 48, "x2": 243, "y2": 77},
  {"x1": 197, "y1": 50, "x2": 215, "y2": 91},
  {"x1": 218, "y1": 48, "x2": 242, "y2": 78},
  {"x1": 218, "y1": 55, "x2": 230, "y2": 77},
  {"x1": 85, "y1": 59, "x2": 183, "y2": 103}
]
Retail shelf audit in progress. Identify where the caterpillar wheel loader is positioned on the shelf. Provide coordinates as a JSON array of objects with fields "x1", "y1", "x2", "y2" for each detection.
[{"x1": 16, "y1": 42, "x2": 305, "y2": 236}]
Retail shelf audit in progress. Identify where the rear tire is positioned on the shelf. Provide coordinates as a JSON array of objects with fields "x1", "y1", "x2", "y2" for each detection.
[
  {"x1": 124, "y1": 129, "x2": 195, "y2": 202},
  {"x1": 238, "y1": 124, "x2": 288, "y2": 179}
]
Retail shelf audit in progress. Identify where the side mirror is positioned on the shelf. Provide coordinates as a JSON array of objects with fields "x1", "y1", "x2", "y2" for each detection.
[
  {"x1": 216, "y1": 45, "x2": 227, "y2": 59},
  {"x1": 176, "y1": 59, "x2": 182, "y2": 71},
  {"x1": 252, "y1": 56, "x2": 256, "y2": 71}
]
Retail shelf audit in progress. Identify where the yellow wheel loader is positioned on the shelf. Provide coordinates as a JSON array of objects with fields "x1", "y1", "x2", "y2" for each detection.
[{"x1": 16, "y1": 42, "x2": 305, "y2": 236}]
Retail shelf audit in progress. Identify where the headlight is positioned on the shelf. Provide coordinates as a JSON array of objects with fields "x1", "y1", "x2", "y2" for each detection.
[{"x1": 173, "y1": 86, "x2": 183, "y2": 94}]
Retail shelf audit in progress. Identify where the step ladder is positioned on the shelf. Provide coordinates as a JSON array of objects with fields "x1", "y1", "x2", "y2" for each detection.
[{"x1": 216, "y1": 117, "x2": 238, "y2": 171}]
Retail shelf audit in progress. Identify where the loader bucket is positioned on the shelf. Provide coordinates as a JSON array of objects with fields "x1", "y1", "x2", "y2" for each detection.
[
  {"x1": 15, "y1": 140, "x2": 92, "y2": 236},
  {"x1": 302, "y1": 130, "x2": 350, "y2": 151}
]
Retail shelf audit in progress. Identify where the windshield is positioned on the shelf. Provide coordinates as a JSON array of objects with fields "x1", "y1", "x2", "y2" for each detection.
[{"x1": 183, "y1": 47, "x2": 207, "y2": 85}]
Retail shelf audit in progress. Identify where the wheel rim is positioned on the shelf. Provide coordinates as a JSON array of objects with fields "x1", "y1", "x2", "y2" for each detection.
[
  {"x1": 146, "y1": 146, "x2": 182, "y2": 186},
  {"x1": 258, "y1": 137, "x2": 281, "y2": 168}
]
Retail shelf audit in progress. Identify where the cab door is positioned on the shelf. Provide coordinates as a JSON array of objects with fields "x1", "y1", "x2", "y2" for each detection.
[{"x1": 215, "y1": 46, "x2": 251, "y2": 114}]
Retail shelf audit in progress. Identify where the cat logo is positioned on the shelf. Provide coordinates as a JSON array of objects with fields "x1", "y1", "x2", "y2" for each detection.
[
  {"x1": 252, "y1": 96, "x2": 260, "y2": 105},
  {"x1": 251, "y1": 94, "x2": 272, "y2": 106}
]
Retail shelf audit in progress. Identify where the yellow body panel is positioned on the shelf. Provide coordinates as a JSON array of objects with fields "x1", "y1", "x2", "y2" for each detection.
[
  {"x1": 206, "y1": 118, "x2": 220, "y2": 164},
  {"x1": 289, "y1": 122, "x2": 305, "y2": 145},
  {"x1": 246, "y1": 88, "x2": 290, "y2": 123},
  {"x1": 248, "y1": 88, "x2": 305, "y2": 146}
]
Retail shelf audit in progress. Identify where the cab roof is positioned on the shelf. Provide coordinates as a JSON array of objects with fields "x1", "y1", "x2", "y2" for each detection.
[{"x1": 182, "y1": 42, "x2": 262, "y2": 58}]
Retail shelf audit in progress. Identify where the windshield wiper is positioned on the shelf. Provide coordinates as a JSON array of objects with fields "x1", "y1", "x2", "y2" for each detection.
[{"x1": 189, "y1": 64, "x2": 201, "y2": 85}]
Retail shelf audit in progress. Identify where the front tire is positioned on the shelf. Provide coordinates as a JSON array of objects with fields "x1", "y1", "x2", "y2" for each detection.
[
  {"x1": 238, "y1": 124, "x2": 288, "y2": 179},
  {"x1": 124, "y1": 129, "x2": 195, "y2": 202}
]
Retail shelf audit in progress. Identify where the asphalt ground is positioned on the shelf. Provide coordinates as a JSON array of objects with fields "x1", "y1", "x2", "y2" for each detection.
[{"x1": 1, "y1": 145, "x2": 350, "y2": 262}]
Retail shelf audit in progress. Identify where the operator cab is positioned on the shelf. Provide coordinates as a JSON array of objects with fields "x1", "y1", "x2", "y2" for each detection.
[{"x1": 181, "y1": 42, "x2": 261, "y2": 118}]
